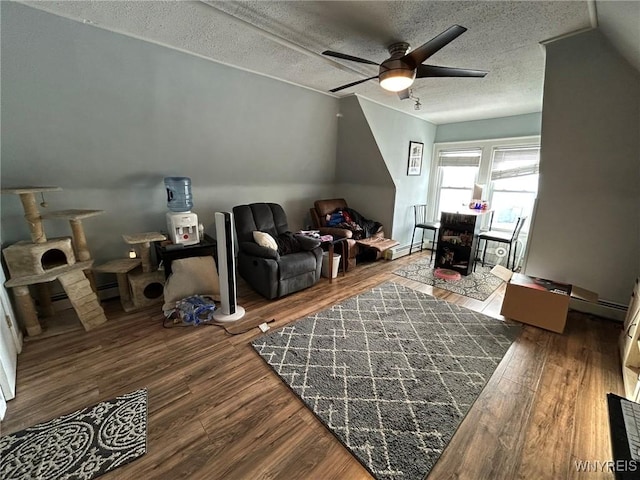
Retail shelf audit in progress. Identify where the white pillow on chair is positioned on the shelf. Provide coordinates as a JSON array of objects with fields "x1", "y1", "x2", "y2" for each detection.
[{"x1": 252, "y1": 231, "x2": 278, "y2": 250}]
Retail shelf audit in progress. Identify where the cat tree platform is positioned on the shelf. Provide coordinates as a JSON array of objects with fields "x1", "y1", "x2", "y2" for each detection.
[
  {"x1": 1, "y1": 187, "x2": 62, "y2": 244},
  {"x1": 94, "y1": 259, "x2": 142, "y2": 312},
  {"x1": 123, "y1": 232, "x2": 167, "y2": 273},
  {"x1": 41, "y1": 208, "x2": 104, "y2": 262},
  {"x1": 94, "y1": 232, "x2": 167, "y2": 312},
  {"x1": 5, "y1": 261, "x2": 107, "y2": 336}
]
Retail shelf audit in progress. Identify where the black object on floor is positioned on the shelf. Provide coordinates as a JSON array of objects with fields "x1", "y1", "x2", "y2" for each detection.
[{"x1": 607, "y1": 393, "x2": 640, "y2": 480}]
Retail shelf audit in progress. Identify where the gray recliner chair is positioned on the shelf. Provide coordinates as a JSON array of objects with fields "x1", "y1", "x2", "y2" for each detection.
[{"x1": 233, "y1": 203, "x2": 322, "y2": 300}]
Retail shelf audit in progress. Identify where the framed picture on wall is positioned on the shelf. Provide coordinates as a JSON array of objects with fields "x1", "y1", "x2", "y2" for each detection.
[{"x1": 407, "y1": 141, "x2": 424, "y2": 176}]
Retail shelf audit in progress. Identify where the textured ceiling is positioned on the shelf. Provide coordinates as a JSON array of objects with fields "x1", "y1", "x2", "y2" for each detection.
[{"x1": 18, "y1": 1, "x2": 633, "y2": 124}]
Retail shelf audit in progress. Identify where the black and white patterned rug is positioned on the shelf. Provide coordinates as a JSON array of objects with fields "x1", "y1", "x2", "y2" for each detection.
[
  {"x1": 393, "y1": 258, "x2": 504, "y2": 301},
  {"x1": 0, "y1": 389, "x2": 147, "y2": 480},
  {"x1": 252, "y1": 282, "x2": 520, "y2": 480}
]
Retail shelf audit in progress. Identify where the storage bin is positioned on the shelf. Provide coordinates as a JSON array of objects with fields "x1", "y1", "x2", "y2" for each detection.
[{"x1": 321, "y1": 252, "x2": 341, "y2": 279}]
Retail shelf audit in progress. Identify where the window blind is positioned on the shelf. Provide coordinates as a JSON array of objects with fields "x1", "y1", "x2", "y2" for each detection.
[
  {"x1": 491, "y1": 146, "x2": 540, "y2": 180},
  {"x1": 437, "y1": 149, "x2": 482, "y2": 167}
]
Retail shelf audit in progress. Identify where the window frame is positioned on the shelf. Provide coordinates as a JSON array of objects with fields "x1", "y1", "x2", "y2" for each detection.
[
  {"x1": 428, "y1": 136, "x2": 541, "y2": 227},
  {"x1": 485, "y1": 144, "x2": 541, "y2": 232},
  {"x1": 433, "y1": 164, "x2": 480, "y2": 221}
]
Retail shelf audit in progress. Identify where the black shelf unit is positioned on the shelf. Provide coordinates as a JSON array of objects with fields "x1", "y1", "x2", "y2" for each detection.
[
  {"x1": 154, "y1": 233, "x2": 217, "y2": 279},
  {"x1": 435, "y1": 211, "x2": 489, "y2": 275}
]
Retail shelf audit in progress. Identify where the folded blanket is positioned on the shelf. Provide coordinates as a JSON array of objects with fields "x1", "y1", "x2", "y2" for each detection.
[{"x1": 275, "y1": 232, "x2": 302, "y2": 255}]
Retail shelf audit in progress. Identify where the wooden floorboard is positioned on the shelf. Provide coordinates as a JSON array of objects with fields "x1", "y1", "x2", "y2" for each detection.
[{"x1": 0, "y1": 250, "x2": 624, "y2": 479}]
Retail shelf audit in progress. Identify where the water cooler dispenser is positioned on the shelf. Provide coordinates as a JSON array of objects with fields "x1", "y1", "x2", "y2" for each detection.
[{"x1": 165, "y1": 177, "x2": 200, "y2": 246}]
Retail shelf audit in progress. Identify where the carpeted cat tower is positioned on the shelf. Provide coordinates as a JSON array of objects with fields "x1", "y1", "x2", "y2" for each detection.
[{"x1": 1, "y1": 186, "x2": 107, "y2": 336}]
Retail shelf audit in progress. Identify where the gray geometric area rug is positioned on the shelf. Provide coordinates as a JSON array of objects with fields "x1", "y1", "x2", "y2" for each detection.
[
  {"x1": 252, "y1": 282, "x2": 521, "y2": 480},
  {"x1": 393, "y1": 257, "x2": 504, "y2": 301},
  {"x1": 0, "y1": 389, "x2": 147, "y2": 480}
]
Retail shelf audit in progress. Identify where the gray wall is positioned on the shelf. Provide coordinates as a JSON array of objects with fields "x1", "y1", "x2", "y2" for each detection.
[
  {"x1": 1, "y1": 3, "x2": 339, "y2": 283},
  {"x1": 526, "y1": 29, "x2": 640, "y2": 304},
  {"x1": 334, "y1": 96, "x2": 395, "y2": 235},
  {"x1": 434, "y1": 112, "x2": 542, "y2": 143},
  {"x1": 358, "y1": 97, "x2": 437, "y2": 247}
]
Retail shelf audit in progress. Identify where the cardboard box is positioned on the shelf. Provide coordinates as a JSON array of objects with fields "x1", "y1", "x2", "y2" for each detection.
[{"x1": 492, "y1": 266, "x2": 598, "y2": 334}]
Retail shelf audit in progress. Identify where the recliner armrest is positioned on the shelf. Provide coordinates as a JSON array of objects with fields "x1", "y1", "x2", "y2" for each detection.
[
  {"x1": 318, "y1": 227, "x2": 353, "y2": 239},
  {"x1": 239, "y1": 242, "x2": 280, "y2": 260},
  {"x1": 295, "y1": 235, "x2": 321, "y2": 251}
]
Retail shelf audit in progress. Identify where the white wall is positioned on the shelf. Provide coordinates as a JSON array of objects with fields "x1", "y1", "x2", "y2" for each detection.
[{"x1": 526, "y1": 29, "x2": 640, "y2": 304}]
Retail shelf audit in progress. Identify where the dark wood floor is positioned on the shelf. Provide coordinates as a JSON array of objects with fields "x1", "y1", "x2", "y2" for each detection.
[{"x1": 1, "y1": 251, "x2": 624, "y2": 479}]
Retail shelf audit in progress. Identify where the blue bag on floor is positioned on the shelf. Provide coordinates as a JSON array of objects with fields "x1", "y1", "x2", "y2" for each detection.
[{"x1": 174, "y1": 295, "x2": 216, "y2": 325}]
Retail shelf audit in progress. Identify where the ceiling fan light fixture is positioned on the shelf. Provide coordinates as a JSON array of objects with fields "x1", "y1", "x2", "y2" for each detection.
[
  {"x1": 324, "y1": 26, "x2": 485, "y2": 95},
  {"x1": 379, "y1": 69, "x2": 415, "y2": 92}
]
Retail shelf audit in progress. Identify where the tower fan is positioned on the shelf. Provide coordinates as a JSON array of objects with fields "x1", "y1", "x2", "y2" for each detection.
[{"x1": 213, "y1": 211, "x2": 245, "y2": 322}]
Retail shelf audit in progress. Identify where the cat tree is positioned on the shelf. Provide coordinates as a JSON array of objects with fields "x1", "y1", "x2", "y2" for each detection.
[
  {"x1": 1, "y1": 187, "x2": 107, "y2": 336},
  {"x1": 95, "y1": 232, "x2": 166, "y2": 312}
]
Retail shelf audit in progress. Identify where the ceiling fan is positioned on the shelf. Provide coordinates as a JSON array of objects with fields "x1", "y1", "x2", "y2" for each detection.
[{"x1": 322, "y1": 25, "x2": 487, "y2": 100}]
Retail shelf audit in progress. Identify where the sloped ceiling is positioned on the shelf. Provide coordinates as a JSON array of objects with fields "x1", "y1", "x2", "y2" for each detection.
[
  {"x1": 16, "y1": 1, "x2": 636, "y2": 124},
  {"x1": 595, "y1": 0, "x2": 640, "y2": 73}
]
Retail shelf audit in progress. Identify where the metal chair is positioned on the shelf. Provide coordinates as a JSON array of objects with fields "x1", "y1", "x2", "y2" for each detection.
[
  {"x1": 409, "y1": 204, "x2": 440, "y2": 260},
  {"x1": 479, "y1": 210, "x2": 494, "y2": 233},
  {"x1": 475, "y1": 215, "x2": 527, "y2": 270}
]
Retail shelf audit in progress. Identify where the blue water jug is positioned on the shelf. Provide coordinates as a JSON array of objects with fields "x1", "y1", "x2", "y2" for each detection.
[{"x1": 164, "y1": 177, "x2": 193, "y2": 212}]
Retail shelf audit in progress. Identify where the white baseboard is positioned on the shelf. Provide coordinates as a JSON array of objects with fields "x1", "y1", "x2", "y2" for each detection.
[{"x1": 570, "y1": 298, "x2": 626, "y2": 322}]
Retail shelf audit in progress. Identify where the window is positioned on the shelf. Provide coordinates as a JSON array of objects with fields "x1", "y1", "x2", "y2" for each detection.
[
  {"x1": 434, "y1": 149, "x2": 481, "y2": 219},
  {"x1": 427, "y1": 137, "x2": 540, "y2": 270},
  {"x1": 488, "y1": 146, "x2": 540, "y2": 231}
]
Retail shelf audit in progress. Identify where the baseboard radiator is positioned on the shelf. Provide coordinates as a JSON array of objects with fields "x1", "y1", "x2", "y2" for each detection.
[
  {"x1": 386, "y1": 242, "x2": 435, "y2": 260},
  {"x1": 387, "y1": 242, "x2": 501, "y2": 262},
  {"x1": 51, "y1": 282, "x2": 120, "y2": 311},
  {"x1": 570, "y1": 297, "x2": 627, "y2": 322}
]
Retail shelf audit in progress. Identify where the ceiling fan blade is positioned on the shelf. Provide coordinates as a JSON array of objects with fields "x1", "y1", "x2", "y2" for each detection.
[
  {"x1": 404, "y1": 25, "x2": 467, "y2": 66},
  {"x1": 397, "y1": 89, "x2": 411, "y2": 100},
  {"x1": 416, "y1": 64, "x2": 488, "y2": 78},
  {"x1": 329, "y1": 75, "x2": 379, "y2": 93},
  {"x1": 322, "y1": 50, "x2": 379, "y2": 66}
]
